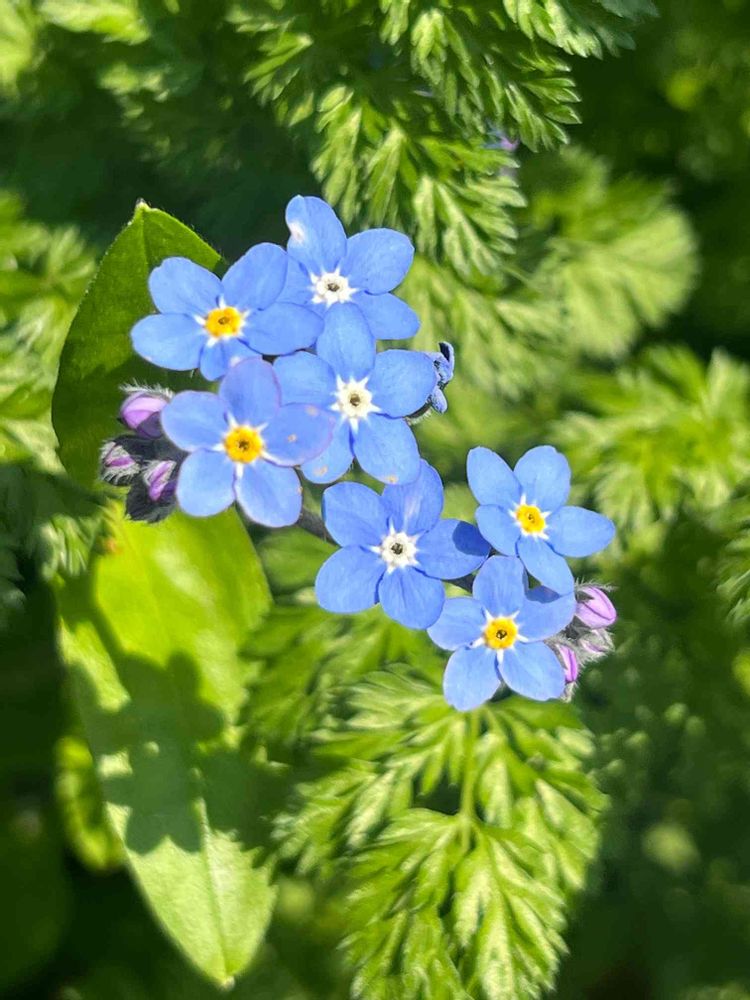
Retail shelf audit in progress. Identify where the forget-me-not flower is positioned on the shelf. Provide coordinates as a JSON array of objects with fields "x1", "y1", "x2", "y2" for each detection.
[
  {"x1": 282, "y1": 195, "x2": 420, "y2": 341},
  {"x1": 273, "y1": 308, "x2": 436, "y2": 485},
  {"x1": 160, "y1": 358, "x2": 333, "y2": 527},
  {"x1": 428, "y1": 555, "x2": 575, "y2": 709},
  {"x1": 132, "y1": 244, "x2": 322, "y2": 380},
  {"x1": 468, "y1": 445, "x2": 615, "y2": 594},
  {"x1": 315, "y1": 461, "x2": 489, "y2": 629}
]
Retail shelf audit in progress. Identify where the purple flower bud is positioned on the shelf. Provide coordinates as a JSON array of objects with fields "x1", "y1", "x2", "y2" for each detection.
[
  {"x1": 558, "y1": 645, "x2": 579, "y2": 683},
  {"x1": 144, "y1": 460, "x2": 177, "y2": 503},
  {"x1": 575, "y1": 587, "x2": 617, "y2": 629},
  {"x1": 580, "y1": 631, "x2": 614, "y2": 659},
  {"x1": 100, "y1": 440, "x2": 140, "y2": 483},
  {"x1": 119, "y1": 389, "x2": 171, "y2": 439}
]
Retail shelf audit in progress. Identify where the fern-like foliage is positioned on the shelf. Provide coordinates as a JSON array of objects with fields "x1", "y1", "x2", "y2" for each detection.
[
  {"x1": 0, "y1": 193, "x2": 100, "y2": 619},
  {"x1": 272, "y1": 669, "x2": 604, "y2": 999},
  {"x1": 553, "y1": 346, "x2": 750, "y2": 534}
]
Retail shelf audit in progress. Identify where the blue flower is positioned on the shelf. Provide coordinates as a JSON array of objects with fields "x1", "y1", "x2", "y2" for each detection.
[
  {"x1": 160, "y1": 358, "x2": 333, "y2": 527},
  {"x1": 425, "y1": 342, "x2": 455, "y2": 413},
  {"x1": 467, "y1": 445, "x2": 615, "y2": 594},
  {"x1": 282, "y1": 195, "x2": 420, "y2": 341},
  {"x1": 273, "y1": 307, "x2": 436, "y2": 485},
  {"x1": 132, "y1": 244, "x2": 323, "y2": 380},
  {"x1": 315, "y1": 461, "x2": 489, "y2": 629},
  {"x1": 428, "y1": 555, "x2": 575, "y2": 709}
]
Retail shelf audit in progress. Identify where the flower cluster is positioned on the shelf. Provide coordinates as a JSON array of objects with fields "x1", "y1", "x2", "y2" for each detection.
[{"x1": 100, "y1": 195, "x2": 617, "y2": 710}]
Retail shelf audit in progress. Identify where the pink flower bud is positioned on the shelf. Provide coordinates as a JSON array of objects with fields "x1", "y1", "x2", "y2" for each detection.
[
  {"x1": 119, "y1": 390, "x2": 170, "y2": 439},
  {"x1": 558, "y1": 645, "x2": 579, "y2": 683},
  {"x1": 575, "y1": 586, "x2": 617, "y2": 629}
]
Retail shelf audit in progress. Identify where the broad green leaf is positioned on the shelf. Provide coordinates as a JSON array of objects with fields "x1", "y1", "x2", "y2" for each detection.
[
  {"x1": 52, "y1": 204, "x2": 221, "y2": 489},
  {"x1": 56, "y1": 507, "x2": 276, "y2": 986},
  {"x1": 55, "y1": 733, "x2": 125, "y2": 872}
]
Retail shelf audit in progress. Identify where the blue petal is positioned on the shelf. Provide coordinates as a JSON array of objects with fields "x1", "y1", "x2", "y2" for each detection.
[
  {"x1": 381, "y1": 460, "x2": 443, "y2": 534},
  {"x1": 315, "y1": 546, "x2": 384, "y2": 613},
  {"x1": 467, "y1": 447, "x2": 521, "y2": 508},
  {"x1": 517, "y1": 587, "x2": 575, "y2": 641},
  {"x1": 148, "y1": 257, "x2": 221, "y2": 315},
  {"x1": 354, "y1": 415, "x2": 420, "y2": 485},
  {"x1": 274, "y1": 352, "x2": 336, "y2": 407},
  {"x1": 301, "y1": 420, "x2": 353, "y2": 484},
  {"x1": 131, "y1": 314, "x2": 205, "y2": 371},
  {"x1": 367, "y1": 350, "x2": 436, "y2": 417},
  {"x1": 427, "y1": 597, "x2": 486, "y2": 651},
  {"x1": 279, "y1": 258, "x2": 317, "y2": 307},
  {"x1": 547, "y1": 506, "x2": 616, "y2": 557},
  {"x1": 234, "y1": 460, "x2": 302, "y2": 527},
  {"x1": 246, "y1": 302, "x2": 322, "y2": 356},
  {"x1": 286, "y1": 195, "x2": 347, "y2": 274},
  {"x1": 218, "y1": 358, "x2": 280, "y2": 426},
  {"x1": 354, "y1": 292, "x2": 420, "y2": 340},
  {"x1": 262, "y1": 404, "x2": 334, "y2": 466},
  {"x1": 443, "y1": 646, "x2": 501, "y2": 711},
  {"x1": 341, "y1": 230, "x2": 414, "y2": 294},
  {"x1": 498, "y1": 642, "x2": 565, "y2": 701},
  {"x1": 321, "y1": 482, "x2": 388, "y2": 547},
  {"x1": 161, "y1": 392, "x2": 227, "y2": 451},
  {"x1": 378, "y1": 567, "x2": 445, "y2": 629},
  {"x1": 475, "y1": 504, "x2": 521, "y2": 555},
  {"x1": 516, "y1": 536, "x2": 574, "y2": 593},
  {"x1": 472, "y1": 555, "x2": 525, "y2": 617},
  {"x1": 418, "y1": 520, "x2": 489, "y2": 580},
  {"x1": 176, "y1": 450, "x2": 235, "y2": 517},
  {"x1": 198, "y1": 338, "x2": 258, "y2": 381},
  {"x1": 221, "y1": 242, "x2": 288, "y2": 310},
  {"x1": 514, "y1": 445, "x2": 570, "y2": 511},
  {"x1": 315, "y1": 304, "x2": 375, "y2": 379}
]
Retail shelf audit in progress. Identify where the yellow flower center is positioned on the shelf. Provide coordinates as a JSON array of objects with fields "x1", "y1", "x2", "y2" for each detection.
[
  {"x1": 224, "y1": 425, "x2": 264, "y2": 463},
  {"x1": 483, "y1": 616, "x2": 518, "y2": 651},
  {"x1": 204, "y1": 306, "x2": 243, "y2": 338},
  {"x1": 515, "y1": 503, "x2": 546, "y2": 534}
]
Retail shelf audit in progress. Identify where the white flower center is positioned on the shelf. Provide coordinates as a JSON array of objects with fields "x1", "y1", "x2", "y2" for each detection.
[
  {"x1": 331, "y1": 376, "x2": 378, "y2": 430},
  {"x1": 311, "y1": 268, "x2": 356, "y2": 306},
  {"x1": 375, "y1": 528, "x2": 419, "y2": 571}
]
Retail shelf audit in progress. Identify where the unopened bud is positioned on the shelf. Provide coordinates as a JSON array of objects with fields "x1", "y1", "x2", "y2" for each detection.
[
  {"x1": 119, "y1": 388, "x2": 171, "y2": 439},
  {"x1": 144, "y1": 459, "x2": 177, "y2": 503},
  {"x1": 557, "y1": 645, "x2": 579, "y2": 683},
  {"x1": 575, "y1": 586, "x2": 617, "y2": 629},
  {"x1": 425, "y1": 342, "x2": 455, "y2": 414},
  {"x1": 100, "y1": 440, "x2": 140, "y2": 484}
]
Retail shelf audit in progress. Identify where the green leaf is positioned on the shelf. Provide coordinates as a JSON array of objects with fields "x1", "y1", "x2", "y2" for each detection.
[
  {"x1": 39, "y1": 0, "x2": 150, "y2": 44},
  {"x1": 275, "y1": 669, "x2": 605, "y2": 998},
  {"x1": 55, "y1": 733, "x2": 125, "y2": 872},
  {"x1": 52, "y1": 203, "x2": 221, "y2": 489},
  {"x1": 55, "y1": 507, "x2": 276, "y2": 986}
]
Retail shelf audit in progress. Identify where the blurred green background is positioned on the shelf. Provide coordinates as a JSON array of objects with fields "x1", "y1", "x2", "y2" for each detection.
[{"x1": 1, "y1": 0, "x2": 749, "y2": 997}]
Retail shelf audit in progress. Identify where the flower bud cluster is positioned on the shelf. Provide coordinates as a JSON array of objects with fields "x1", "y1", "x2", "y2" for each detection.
[
  {"x1": 100, "y1": 387, "x2": 182, "y2": 523},
  {"x1": 550, "y1": 586, "x2": 618, "y2": 698}
]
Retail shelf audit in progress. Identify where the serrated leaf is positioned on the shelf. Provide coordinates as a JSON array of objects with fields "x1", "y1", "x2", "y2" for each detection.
[
  {"x1": 52, "y1": 204, "x2": 221, "y2": 489},
  {"x1": 39, "y1": 0, "x2": 150, "y2": 43},
  {"x1": 55, "y1": 508, "x2": 276, "y2": 986}
]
